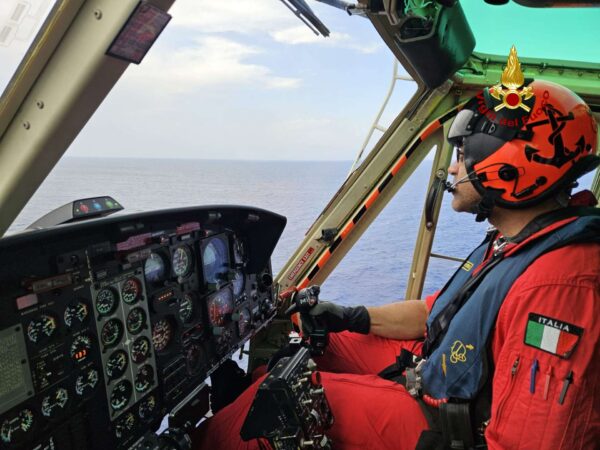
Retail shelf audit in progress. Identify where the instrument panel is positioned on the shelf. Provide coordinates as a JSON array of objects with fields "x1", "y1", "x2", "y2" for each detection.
[{"x1": 0, "y1": 206, "x2": 286, "y2": 449}]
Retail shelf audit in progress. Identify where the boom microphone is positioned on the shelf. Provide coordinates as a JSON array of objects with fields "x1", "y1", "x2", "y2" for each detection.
[{"x1": 445, "y1": 172, "x2": 478, "y2": 192}]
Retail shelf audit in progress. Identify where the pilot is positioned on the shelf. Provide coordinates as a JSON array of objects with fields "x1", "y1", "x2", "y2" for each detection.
[{"x1": 193, "y1": 49, "x2": 600, "y2": 449}]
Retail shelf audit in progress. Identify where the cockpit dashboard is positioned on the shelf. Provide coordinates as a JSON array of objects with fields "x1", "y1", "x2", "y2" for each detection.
[{"x1": 0, "y1": 205, "x2": 285, "y2": 450}]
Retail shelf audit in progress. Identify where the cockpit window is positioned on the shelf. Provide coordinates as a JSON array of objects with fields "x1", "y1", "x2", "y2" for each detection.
[
  {"x1": 463, "y1": 2, "x2": 599, "y2": 63},
  {"x1": 0, "y1": 0, "x2": 58, "y2": 100}
]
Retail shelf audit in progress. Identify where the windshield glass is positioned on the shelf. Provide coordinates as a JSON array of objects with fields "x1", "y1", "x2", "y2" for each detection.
[
  {"x1": 0, "y1": 0, "x2": 58, "y2": 98},
  {"x1": 463, "y1": 2, "x2": 600, "y2": 63}
]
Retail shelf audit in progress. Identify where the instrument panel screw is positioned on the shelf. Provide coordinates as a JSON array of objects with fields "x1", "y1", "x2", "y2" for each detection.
[
  {"x1": 22, "y1": 121, "x2": 30, "y2": 130},
  {"x1": 94, "y1": 9, "x2": 102, "y2": 20},
  {"x1": 36, "y1": 100, "x2": 44, "y2": 109}
]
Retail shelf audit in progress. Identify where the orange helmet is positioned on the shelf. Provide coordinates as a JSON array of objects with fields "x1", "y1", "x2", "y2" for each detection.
[{"x1": 447, "y1": 50, "x2": 598, "y2": 220}]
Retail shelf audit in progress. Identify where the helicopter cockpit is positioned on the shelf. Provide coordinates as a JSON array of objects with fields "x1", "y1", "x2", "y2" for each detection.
[{"x1": 0, "y1": 1, "x2": 598, "y2": 449}]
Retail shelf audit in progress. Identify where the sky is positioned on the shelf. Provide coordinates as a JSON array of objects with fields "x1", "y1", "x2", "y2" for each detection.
[
  {"x1": 84, "y1": 1, "x2": 413, "y2": 161},
  {"x1": 0, "y1": 0, "x2": 416, "y2": 161},
  {"x1": 88, "y1": 0, "x2": 417, "y2": 161},
  {"x1": 1, "y1": 1, "x2": 598, "y2": 161}
]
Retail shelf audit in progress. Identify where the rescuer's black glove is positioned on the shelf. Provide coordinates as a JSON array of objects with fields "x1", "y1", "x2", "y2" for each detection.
[{"x1": 301, "y1": 301, "x2": 370, "y2": 335}]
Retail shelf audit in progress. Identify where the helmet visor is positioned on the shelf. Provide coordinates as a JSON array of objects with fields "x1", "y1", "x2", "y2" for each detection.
[{"x1": 447, "y1": 109, "x2": 475, "y2": 145}]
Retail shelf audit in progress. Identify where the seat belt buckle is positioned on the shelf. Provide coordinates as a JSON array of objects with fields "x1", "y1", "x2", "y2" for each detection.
[{"x1": 405, "y1": 356, "x2": 426, "y2": 398}]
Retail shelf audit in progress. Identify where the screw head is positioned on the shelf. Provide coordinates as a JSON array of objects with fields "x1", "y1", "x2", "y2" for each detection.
[
  {"x1": 94, "y1": 9, "x2": 102, "y2": 19},
  {"x1": 22, "y1": 121, "x2": 30, "y2": 130}
]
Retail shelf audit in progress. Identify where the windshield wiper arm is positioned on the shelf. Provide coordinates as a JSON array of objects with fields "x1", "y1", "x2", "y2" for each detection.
[
  {"x1": 279, "y1": 0, "x2": 330, "y2": 36},
  {"x1": 314, "y1": 0, "x2": 367, "y2": 17}
]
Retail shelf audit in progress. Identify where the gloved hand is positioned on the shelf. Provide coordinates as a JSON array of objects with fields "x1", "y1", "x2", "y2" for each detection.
[{"x1": 299, "y1": 301, "x2": 370, "y2": 335}]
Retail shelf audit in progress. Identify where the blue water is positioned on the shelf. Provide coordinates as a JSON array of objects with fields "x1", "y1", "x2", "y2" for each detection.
[{"x1": 4, "y1": 157, "x2": 517, "y2": 304}]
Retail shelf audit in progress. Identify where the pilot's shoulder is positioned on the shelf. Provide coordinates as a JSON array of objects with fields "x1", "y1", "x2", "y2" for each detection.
[{"x1": 514, "y1": 241, "x2": 600, "y2": 290}]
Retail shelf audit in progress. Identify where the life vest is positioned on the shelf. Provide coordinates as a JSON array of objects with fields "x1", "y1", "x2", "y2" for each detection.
[{"x1": 420, "y1": 209, "x2": 600, "y2": 400}]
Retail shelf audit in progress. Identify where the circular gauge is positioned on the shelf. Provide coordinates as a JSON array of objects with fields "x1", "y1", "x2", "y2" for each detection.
[
  {"x1": 106, "y1": 350, "x2": 128, "y2": 380},
  {"x1": 41, "y1": 387, "x2": 69, "y2": 419},
  {"x1": 172, "y1": 246, "x2": 193, "y2": 278},
  {"x1": 110, "y1": 380, "x2": 132, "y2": 411},
  {"x1": 232, "y1": 270, "x2": 245, "y2": 297},
  {"x1": 207, "y1": 289, "x2": 234, "y2": 326},
  {"x1": 101, "y1": 319, "x2": 124, "y2": 348},
  {"x1": 138, "y1": 395, "x2": 157, "y2": 422},
  {"x1": 115, "y1": 412, "x2": 135, "y2": 439},
  {"x1": 178, "y1": 294, "x2": 194, "y2": 324},
  {"x1": 121, "y1": 278, "x2": 141, "y2": 304},
  {"x1": 27, "y1": 314, "x2": 57, "y2": 343},
  {"x1": 233, "y1": 237, "x2": 245, "y2": 265},
  {"x1": 237, "y1": 308, "x2": 252, "y2": 337},
  {"x1": 75, "y1": 368, "x2": 99, "y2": 397},
  {"x1": 126, "y1": 307, "x2": 146, "y2": 335},
  {"x1": 131, "y1": 336, "x2": 151, "y2": 364},
  {"x1": 202, "y1": 238, "x2": 229, "y2": 284},
  {"x1": 70, "y1": 334, "x2": 92, "y2": 363},
  {"x1": 151, "y1": 319, "x2": 173, "y2": 352},
  {"x1": 64, "y1": 301, "x2": 88, "y2": 328},
  {"x1": 144, "y1": 252, "x2": 167, "y2": 283},
  {"x1": 0, "y1": 408, "x2": 35, "y2": 445},
  {"x1": 134, "y1": 365, "x2": 154, "y2": 393},
  {"x1": 96, "y1": 288, "x2": 118, "y2": 316},
  {"x1": 185, "y1": 344, "x2": 204, "y2": 375}
]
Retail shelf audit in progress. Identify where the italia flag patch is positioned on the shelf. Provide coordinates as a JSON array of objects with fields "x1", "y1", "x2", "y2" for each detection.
[{"x1": 524, "y1": 313, "x2": 583, "y2": 358}]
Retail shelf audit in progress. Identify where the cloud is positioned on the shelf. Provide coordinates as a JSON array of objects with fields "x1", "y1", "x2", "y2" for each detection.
[
  {"x1": 168, "y1": 1, "x2": 380, "y2": 53},
  {"x1": 123, "y1": 36, "x2": 301, "y2": 93},
  {"x1": 168, "y1": 0, "x2": 294, "y2": 33},
  {"x1": 270, "y1": 25, "x2": 381, "y2": 53}
]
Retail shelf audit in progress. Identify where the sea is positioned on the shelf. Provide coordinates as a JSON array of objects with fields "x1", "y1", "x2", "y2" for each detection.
[
  {"x1": 7, "y1": 157, "x2": 497, "y2": 305},
  {"x1": 10, "y1": 157, "x2": 595, "y2": 305}
]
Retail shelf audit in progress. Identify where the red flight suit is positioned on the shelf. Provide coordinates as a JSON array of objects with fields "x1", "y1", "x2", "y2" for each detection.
[{"x1": 192, "y1": 226, "x2": 600, "y2": 449}]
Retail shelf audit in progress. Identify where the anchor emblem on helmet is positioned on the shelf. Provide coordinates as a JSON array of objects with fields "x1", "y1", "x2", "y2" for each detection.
[{"x1": 524, "y1": 104, "x2": 590, "y2": 169}]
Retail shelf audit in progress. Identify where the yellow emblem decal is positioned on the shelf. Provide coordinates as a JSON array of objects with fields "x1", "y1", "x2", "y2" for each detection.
[
  {"x1": 488, "y1": 46, "x2": 534, "y2": 112},
  {"x1": 461, "y1": 261, "x2": 473, "y2": 272},
  {"x1": 450, "y1": 340, "x2": 475, "y2": 364},
  {"x1": 442, "y1": 353, "x2": 447, "y2": 376}
]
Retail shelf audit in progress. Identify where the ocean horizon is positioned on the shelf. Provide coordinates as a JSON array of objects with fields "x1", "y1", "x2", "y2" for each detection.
[{"x1": 9, "y1": 156, "x2": 593, "y2": 304}]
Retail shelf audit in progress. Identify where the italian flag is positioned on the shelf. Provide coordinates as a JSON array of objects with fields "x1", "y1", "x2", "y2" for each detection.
[{"x1": 525, "y1": 316, "x2": 580, "y2": 358}]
